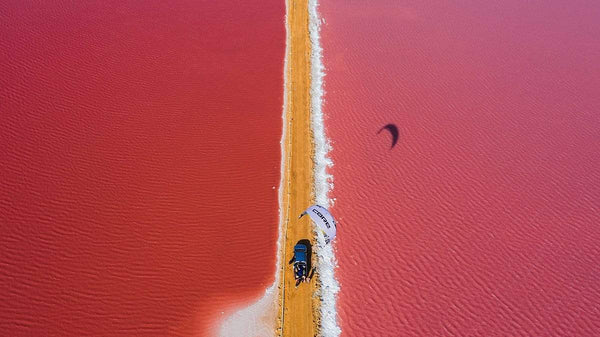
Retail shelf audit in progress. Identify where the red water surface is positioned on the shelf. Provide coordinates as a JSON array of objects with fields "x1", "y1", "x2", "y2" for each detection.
[
  {"x1": 0, "y1": 1, "x2": 284, "y2": 336},
  {"x1": 320, "y1": 0, "x2": 600, "y2": 336}
]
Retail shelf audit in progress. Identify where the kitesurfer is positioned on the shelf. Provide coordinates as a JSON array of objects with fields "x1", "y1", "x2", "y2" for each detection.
[{"x1": 294, "y1": 263, "x2": 307, "y2": 287}]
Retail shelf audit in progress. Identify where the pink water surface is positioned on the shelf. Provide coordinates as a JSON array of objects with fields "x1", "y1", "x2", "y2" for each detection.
[
  {"x1": 0, "y1": 1, "x2": 284, "y2": 335},
  {"x1": 320, "y1": 1, "x2": 600, "y2": 335}
]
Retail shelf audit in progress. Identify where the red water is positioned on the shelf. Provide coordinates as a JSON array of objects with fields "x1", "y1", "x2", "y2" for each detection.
[
  {"x1": 0, "y1": 1, "x2": 284, "y2": 336},
  {"x1": 320, "y1": 1, "x2": 600, "y2": 336}
]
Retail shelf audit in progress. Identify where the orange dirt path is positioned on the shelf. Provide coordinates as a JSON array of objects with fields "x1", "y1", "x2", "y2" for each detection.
[{"x1": 276, "y1": 0, "x2": 320, "y2": 336}]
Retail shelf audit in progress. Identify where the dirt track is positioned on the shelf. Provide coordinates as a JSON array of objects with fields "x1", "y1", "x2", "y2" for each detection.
[{"x1": 276, "y1": 0, "x2": 319, "y2": 336}]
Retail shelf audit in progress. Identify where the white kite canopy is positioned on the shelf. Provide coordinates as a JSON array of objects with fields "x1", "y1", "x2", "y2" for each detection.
[{"x1": 299, "y1": 205, "x2": 337, "y2": 243}]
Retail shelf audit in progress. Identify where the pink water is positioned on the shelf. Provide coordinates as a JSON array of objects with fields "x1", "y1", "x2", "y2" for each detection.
[
  {"x1": 0, "y1": 1, "x2": 284, "y2": 335},
  {"x1": 320, "y1": 0, "x2": 600, "y2": 335}
]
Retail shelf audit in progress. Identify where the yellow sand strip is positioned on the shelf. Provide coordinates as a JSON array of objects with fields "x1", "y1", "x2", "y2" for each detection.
[{"x1": 276, "y1": 0, "x2": 320, "y2": 336}]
